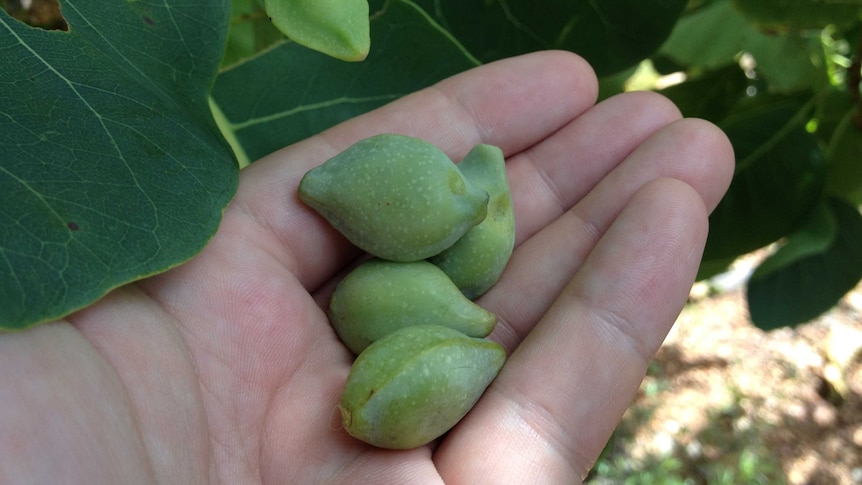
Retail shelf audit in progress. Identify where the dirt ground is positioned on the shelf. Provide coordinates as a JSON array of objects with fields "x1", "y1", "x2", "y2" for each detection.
[{"x1": 600, "y1": 255, "x2": 862, "y2": 484}]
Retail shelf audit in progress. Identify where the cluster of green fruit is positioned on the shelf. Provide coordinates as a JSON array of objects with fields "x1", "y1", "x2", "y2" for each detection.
[{"x1": 298, "y1": 134, "x2": 515, "y2": 449}]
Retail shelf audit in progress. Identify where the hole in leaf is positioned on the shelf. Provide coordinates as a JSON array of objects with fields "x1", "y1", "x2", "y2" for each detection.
[{"x1": 1, "y1": 0, "x2": 68, "y2": 31}]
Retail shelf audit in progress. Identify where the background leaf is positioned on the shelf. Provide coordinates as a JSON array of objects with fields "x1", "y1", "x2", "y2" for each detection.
[
  {"x1": 660, "y1": 0, "x2": 824, "y2": 93},
  {"x1": 412, "y1": 0, "x2": 687, "y2": 76},
  {"x1": 0, "y1": 1, "x2": 238, "y2": 329},
  {"x1": 703, "y1": 101, "x2": 827, "y2": 261},
  {"x1": 657, "y1": 64, "x2": 750, "y2": 121},
  {"x1": 744, "y1": 30, "x2": 823, "y2": 93},
  {"x1": 731, "y1": 0, "x2": 861, "y2": 31},
  {"x1": 222, "y1": 0, "x2": 284, "y2": 68},
  {"x1": 211, "y1": 0, "x2": 479, "y2": 163},
  {"x1": 825, "y1": 109, "x2": 862, "y2": 205},
  {"x1": 750, "y1": 201, "x2": 836, "y2": 277},
  {"x1": 659, "y1": 0, "x2": 752, "y2": 70},
  {"x1": 747, "y1": 198, "x2": 862, "y2": 329}
]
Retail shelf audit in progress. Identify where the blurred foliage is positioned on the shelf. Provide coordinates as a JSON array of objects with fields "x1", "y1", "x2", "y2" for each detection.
[{"x1": 655, "y1": 0, "x2": 862, "y2": 330}]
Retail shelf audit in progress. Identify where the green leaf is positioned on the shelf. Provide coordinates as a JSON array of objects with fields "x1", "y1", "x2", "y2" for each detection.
[
  {"x1": 812, "y1": 87, "x2": 856, "y2": 145},
  {"x1": 825, "y1": 109, "x2": 862, "y2": 205},
  {"x1": 211, "y1": 0, "x2": 479, "y2": 163},
  {"x1": 596, "y1": 65, "x2": 637, "y2": 102},
  {"x1": 730, "y1": 0, "x2": 862, "y2": 31},
  {"x1": 704, "y1": 101, "x2": 827, "y2": 260},
  {"x1": 0, "y1": 1, "x2": 239, "y2": 330},
  {"x1": 657, "y1": 64, "x2": 750, "y2": 121},
  {"x1": 696, "y1": 255, "x2": 737, "y2": 281},
  {"x1": 744, "y1": 29, "x2": 823, "y2": 93},
  {"x1": 752, "y1": 201, "x2": 836, "y2": 277},
  {"x1": 660, "y1": 0, "x2": 753, "y2": 70},
  {"x1": 412, "y1": 0, "x2": 687, "y2": 77},
  {"x1": 747, "y1": 198, "x2": 862, "y2": 330},
  {"x1": 222, "y1": 0, "x2": 285, "y2": 68},
  {"x1": 661, "y1": 0, "x2": 825, "y2": 93}
]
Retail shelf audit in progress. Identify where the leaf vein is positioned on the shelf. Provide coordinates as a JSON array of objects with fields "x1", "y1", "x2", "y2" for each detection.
[{"x1": 230, "y1": 95, "x2": 402, "y2": 131}]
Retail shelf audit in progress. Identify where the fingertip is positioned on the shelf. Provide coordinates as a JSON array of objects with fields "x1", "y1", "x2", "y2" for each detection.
[
  {"x1": 658, "y1": 117, "x2": 736, "y2": 214},
  {"x1": 682, "y1": 117, "x2": 736, "y2": 212}
]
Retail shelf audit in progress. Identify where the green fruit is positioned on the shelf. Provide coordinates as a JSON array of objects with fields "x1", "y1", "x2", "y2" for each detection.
[
  {"x1": 265, "y1": 0, "x2": 370, "y2": 62},
  {"x1": 299, "y1": 134, "x2": 489, "y2": 262},
  {"x1": 430, "y1": 144, "x2": 515, "y2": 299},
  {"x1": 339, "y1": 325, "x2": 505, "y2": 449},
  {"x1": 329, "y1": 258, "x2": 497, "y2": 354}
]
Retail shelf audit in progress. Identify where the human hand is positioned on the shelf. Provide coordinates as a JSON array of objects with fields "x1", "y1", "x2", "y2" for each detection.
[{"x1": 0, "y1": 51, "x2": 734, "y2": 484}]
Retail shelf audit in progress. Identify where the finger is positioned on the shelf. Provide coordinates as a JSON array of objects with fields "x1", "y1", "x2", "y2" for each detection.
[
  {"x1": 435, "y1": 178, "x2": 710, "y2": 484},
  {"x1": 66, "y1": 287, "x2": 209, "y2": 483},
  {"x1": 505, "y1": 90, "x2": 683, "y2": 245},
  {"x1": 229, "y1": 51, "x2": 598, "y2": 291},
  {"x1": 0, "y1": 321, "x2": 156, "y2": 481},
  {"x1": 482, "y1": 117, "x2": 734, "y2": 351}
]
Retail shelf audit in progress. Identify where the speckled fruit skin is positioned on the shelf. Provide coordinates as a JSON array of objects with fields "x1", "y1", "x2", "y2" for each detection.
[
  {"x1": 430, "y1": 144, "x2": 515, "y2": 299},
  {"x1": 298, "y1": 134, "x2": 489, "y2": 262},
  {"x1": 339, "y1": 325, "x2": 505, "y2": 450},
  {"x1": 329, "y1": 258, "x2": 498, "y2": 354}
]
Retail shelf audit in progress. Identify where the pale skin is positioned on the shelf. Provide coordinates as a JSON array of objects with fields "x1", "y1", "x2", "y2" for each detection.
[{"x1": 0, "y1": 51, "x2": 734, "y2": 484}]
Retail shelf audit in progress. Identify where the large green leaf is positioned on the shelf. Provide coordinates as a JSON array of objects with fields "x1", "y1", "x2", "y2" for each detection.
[
  {"x1": 703, "y1": 102, "x2": 827, "y2": 261},
  {"x1": 751, "y1": 201, "x2": 837, "y2": 278},
  {"x1": 0, "y1": 1, "x2": 239, "y2": 330},
  {"x1": 747, "y1": 198, "x2": 862, "y2": 330},
  {"x1": 661, "y1": 0, "x2": 824, "y2": 93},
  {"x1": 660, "y1": 0, "x2": 752, "y2": 70},
  {"x1": 411, "y1": 0, "x2": 687, "y2": 77},
  {"x1": 744, "y1": 29, "x2": 823, "y2": 93},
  {"x1": 825, "y1": 109, "x2": 862, "y2": 205},
  {"x1": 731, "y1": 0, "x2": 861, "y2": 31},
  {"x1": 211, "y1": 0, "x2": 479, "y2": 164}
]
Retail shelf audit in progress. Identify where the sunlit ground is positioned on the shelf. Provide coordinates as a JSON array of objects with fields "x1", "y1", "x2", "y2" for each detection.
[{"x1": 590, "y1": 251, "x2": 862, "y2": 485}]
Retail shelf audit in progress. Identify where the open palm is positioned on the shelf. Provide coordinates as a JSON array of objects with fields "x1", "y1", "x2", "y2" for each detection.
[{"x1": 0, "y1": 52, "x2": 734, "y2": 484}]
